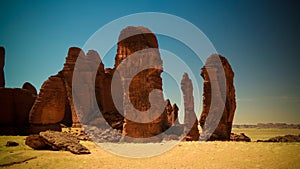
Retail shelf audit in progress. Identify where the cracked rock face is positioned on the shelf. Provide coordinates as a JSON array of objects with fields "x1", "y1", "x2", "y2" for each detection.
[
  {"x1": 115, "y1": 26, "x2": 168, "y2": 141},
  {"x1": 29, "y1": 47, "x2": 83, "y2": 130},
  {"x1": 25, "y1": 131, "x2": 90, "y2": 154},
  {"x1": 200, "y1": 54, "x2": 236, "y2": 141}
]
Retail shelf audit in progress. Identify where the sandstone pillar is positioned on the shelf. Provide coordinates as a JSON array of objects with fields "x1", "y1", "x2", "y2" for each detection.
[
  {"x1": 181, "y1": 73, "x2": 199, "y2": 141},
  {"x1": 200, "y1": 54, "x2": 236, "y2": 141}
]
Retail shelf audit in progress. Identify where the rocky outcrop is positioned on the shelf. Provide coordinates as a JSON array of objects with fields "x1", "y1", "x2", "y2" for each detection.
[
  {"x1": 26, "y1": 131, "x2": 90, "y2": 154},
  {"x1": 181, "y1": 73, "x2": 199, "y2": 141},
  {"x1": 29, "y1": 46, "x2": 125, "y2": 133},
  {"x1": 115, "y1": 26, "x2": 168, "y2": 142},
  {"x1": 257, "y1": 134, "x2": 300, "y2": 142},
  {"x1": 0, "y1": 46, "x2": 5, "y2": 88},
  {"x1": 0, "y1": 88, "x2": 36, "y2": 135},
  {"x1": 25, "y1": 135, "x2": 51, "y2": 150},
  {"x1": 0, "y1": 47, "x2": 37, "y2": 135},
  {"x1": 29, "y1": 75, "x2": 67, "y2": 125},
  {"x1": 29, "y1": 48, "x2": 84, "y2": 132},
  {"x1": 163, "y1": 99, "x2": 179, "y2": 127},
  {"x1": 200, "y1": 54, "x2": 236, "y2": 141},
  {"x1": 230, "y1": 133, "x2": 251, "y2": 142}
]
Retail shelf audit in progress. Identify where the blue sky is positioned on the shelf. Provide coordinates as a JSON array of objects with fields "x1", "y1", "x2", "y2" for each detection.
[{"x1": 0, "y1": 0, "x2": 299, "y2": 124}]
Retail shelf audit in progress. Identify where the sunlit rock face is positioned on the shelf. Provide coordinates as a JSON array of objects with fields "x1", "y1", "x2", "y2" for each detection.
[
  {"x1": 181, "y1": 73, "x2": 199, "y2": 141},
  {"x1": 29, "y1": 47, "x2": 83, "y2": 132},
  {"x1": 114, "y1": 26, "x2": 169, "y2": 142},
  {"x1": 200, "y1": 54, "x2": 236, "y2": 141}
]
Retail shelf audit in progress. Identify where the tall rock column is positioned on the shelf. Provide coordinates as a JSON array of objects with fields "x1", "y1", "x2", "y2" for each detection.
[
  {"x1": 29, "y1": 47, "x2": 84, "y2": 132},
  {"x1": 0, "y1": 46, "x2": 5, "y2": 88},
  {"x1": 181, "y1": 73, "x2": 199, "y2": 141},
  {"x1": 115, "y1": 26, "x2": 167, "y2": 142},
  {"x1": 200, "y1": 54, "x2": 236, "y2": 141}
]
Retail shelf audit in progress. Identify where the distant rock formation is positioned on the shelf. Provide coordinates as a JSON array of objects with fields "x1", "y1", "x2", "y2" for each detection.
[
  {"x1": 163, "y1": 99, "x2": 179, "y2": 127},
  {"x1": 257, "y1": 134, "x2": 300, "y2": 142},
  {"x1": 233, "y1": 123, "x2": 300, "y2": 129},
  {"x1": 181, "y1": 73, "x2": 199, "y2": 141},
  {"x1": 200, "y1": 54, "x2": 236, "y2": 141},
  {"x1": 0, "y1": 46, "x2": 5, "y2": 88}
]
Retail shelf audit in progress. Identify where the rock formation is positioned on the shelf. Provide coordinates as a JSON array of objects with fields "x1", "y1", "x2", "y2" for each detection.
[
  {"x1": 0, "y1": 77, "x2": 36, "y2": 134},
  {"x1": 25, "y1": 130, "x2": 90, "y2": 154},
  {"x1": 1, "y1": 27, "x2": 239, "y2": 144},
  {"x1": 230, "y1": 133, "x2": 251, "y2": 142},
  {"x1": 115, "y1": 26, "x2": 168, "y2": 142},
  {"x1": 29, "y1": 47, "x2": 83, "y2": 132},
  {"x1": 257, "y1": 134, "x2": 300, "y2": 142},
  {"x1": 22, "y1": 82, "x2": 37, "y2": 95},
  {"x1": 95, "y1": 67, "x2": 124, "y2": 130},
  {"x1": 181, "y1": 73, "x2": 200, "y2": 141},
  {"x1": 0, "y1": 46, "x2": 5, "y2": 88},
  {"x1": 29, "y1": 46, "x2": 124, "y2": 133},
  {"x1": 200, "y1": 54, "x2": 236, "y2": 141},
  {"x1": 0, "y1": 48, "x2": 37, "y2": 135},
  {"x1": 163, "y1": 99, "x2": 179, "y2": 127}
]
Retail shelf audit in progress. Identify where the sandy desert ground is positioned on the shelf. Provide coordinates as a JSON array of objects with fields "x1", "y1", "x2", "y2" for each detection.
[{"x1": 0, "y1": 128, "x2": 299, "y2": 169}]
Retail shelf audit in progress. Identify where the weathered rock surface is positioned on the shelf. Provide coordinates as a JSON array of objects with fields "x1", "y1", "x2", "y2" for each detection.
[
  {"x1": 25, "y1": 135, "x2": 51, "y2": 150},
  {"x1": 163, "y1": 100, "x2": 179, "y2": 128},
  {"x1": 29, "y1": 75, "x2": 67, "y2": 125},
  {"x1": 29, "y1": 47, "x2": 125, "y2": 133},
  {"x1": 230, "y1": 133, "x2": 251, "y2": 142},
  {"x1": 96, "y1": 67, "x2": 124, "y2": 131},
  {"x1": 29, "y1": 47, "x2": 84, "y2": 132},
  {"x1": 0, "y1": 88, "x2": 36, "y2": 135},
  {"x1": 181, "y1": 73, "x2": 200, "y2": 141},
  {"x1": 83, "y1": 126, "x2": 122, "y2": 143},
  {"x1": 257, "y1": 134, "x2": 300, "y2": 142},
  {"x1": 200, "y1": 54, "x2": 236, "y2": 141},
  {"x1": 116, "y1": 26, "x2": 168, "y2": 141},
  {"x1": 26, "y1": 131, "x2": 90, "y2": 154}
]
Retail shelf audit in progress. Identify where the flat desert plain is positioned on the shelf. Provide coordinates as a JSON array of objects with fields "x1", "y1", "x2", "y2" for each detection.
[{"x1": 0, "y1": 128, "x2": 299, "y2": 169}]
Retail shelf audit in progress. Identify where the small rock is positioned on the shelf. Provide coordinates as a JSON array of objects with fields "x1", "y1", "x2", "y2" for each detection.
[
  {"x1": 25, "y1": 135, "x2": 51, "y2": 150},
  {"x1": 6, "y1": 141, "x2": 19, "y2": 147},
  {"x1": 230, "y1": 133, "x2": 251, "y2": 142}
]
